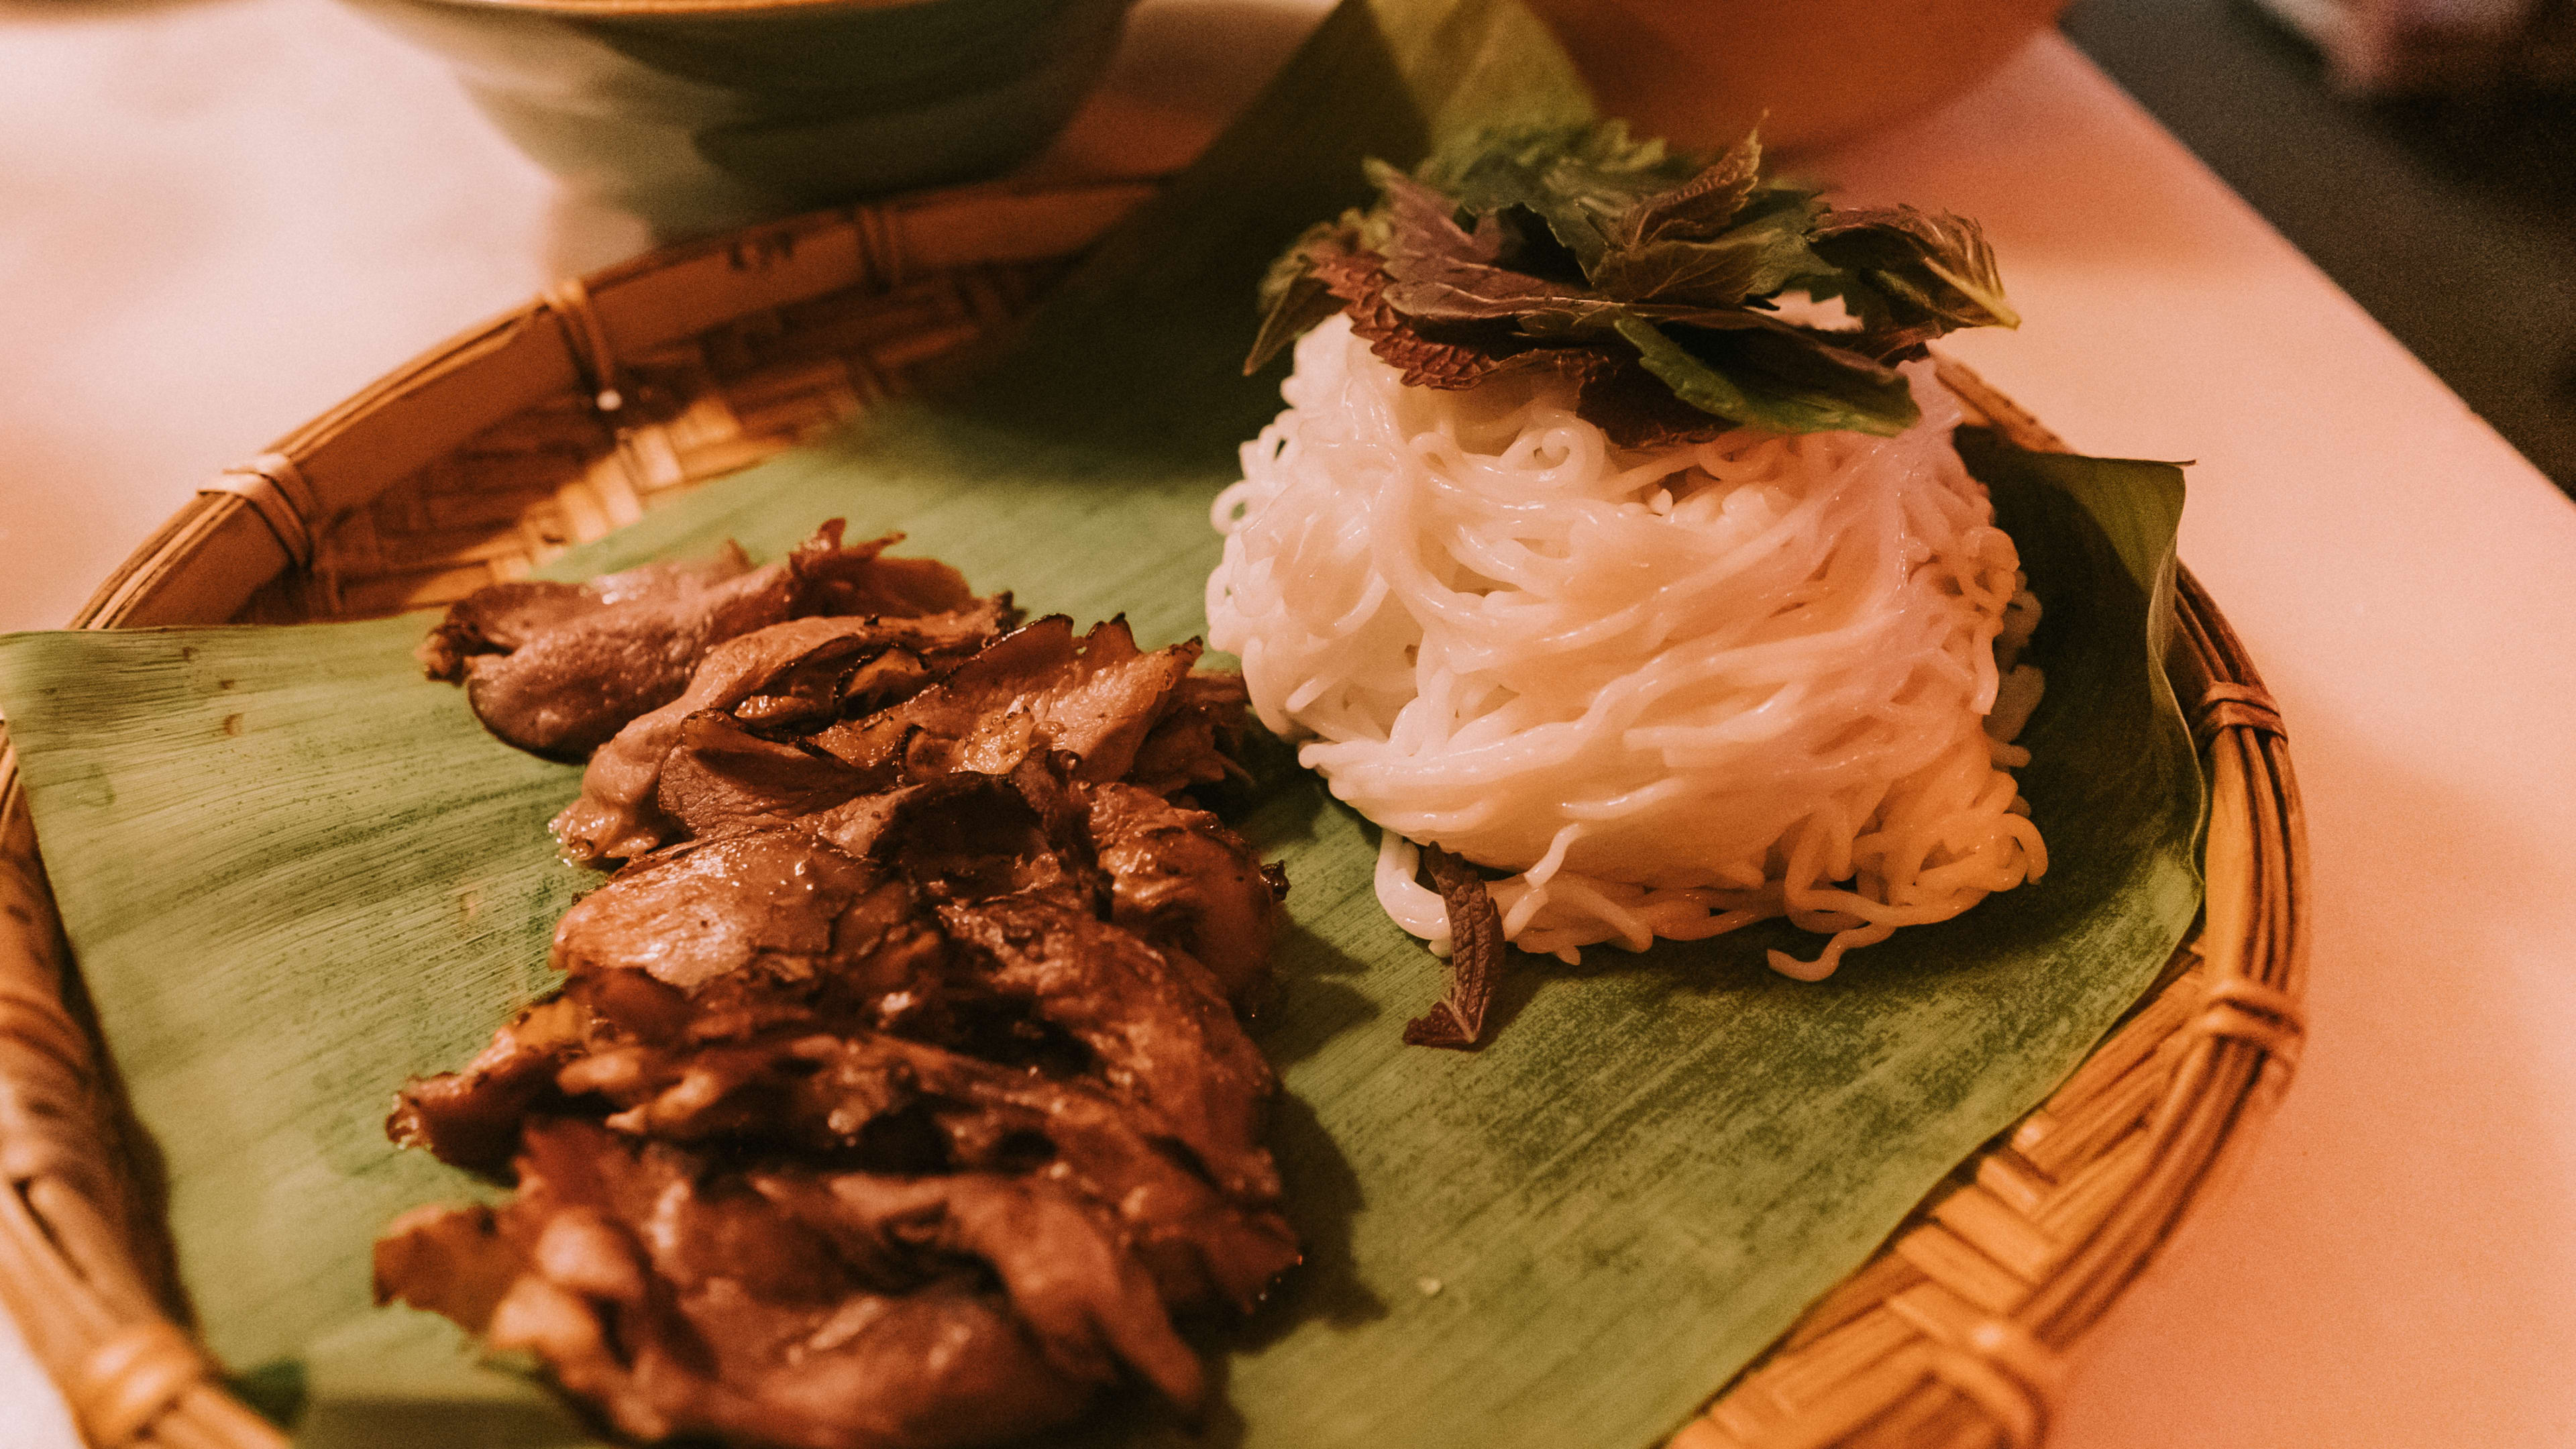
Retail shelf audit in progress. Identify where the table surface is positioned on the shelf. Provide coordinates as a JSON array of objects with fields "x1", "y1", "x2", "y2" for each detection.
[{"x1": 5, "y1": 2, "x2": 2575, "y2": 1446}]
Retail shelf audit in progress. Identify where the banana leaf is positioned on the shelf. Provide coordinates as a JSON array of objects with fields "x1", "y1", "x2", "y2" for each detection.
[{"x1": 0, "y1": 2, "x2": 2202, "y2": 1446}]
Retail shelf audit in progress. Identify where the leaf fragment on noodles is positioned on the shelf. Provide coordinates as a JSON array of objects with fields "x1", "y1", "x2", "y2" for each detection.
[{"x1": 1401, "y1": 845, "x2": 1506, "y2": 1051}]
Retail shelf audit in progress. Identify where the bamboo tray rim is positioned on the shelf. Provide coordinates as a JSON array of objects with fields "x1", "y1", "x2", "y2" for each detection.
[{"x1": 0, "y1": 178, "x2": 2308, "y2": 1449}]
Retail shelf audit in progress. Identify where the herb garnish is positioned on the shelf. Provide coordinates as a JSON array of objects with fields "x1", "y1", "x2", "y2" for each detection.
[
  {"x1": 1248, "y1": 121, "x2": 2017, "y2": 443},
  {"x1": 1403, "y1": 845, "x2": 1506, "y2": 1051}
]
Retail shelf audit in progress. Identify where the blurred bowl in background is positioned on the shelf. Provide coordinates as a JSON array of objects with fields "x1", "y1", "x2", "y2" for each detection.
[
  {"x1": 1521, "y1": 0, "x2": 2070, "y2": 154},
  {"x1": 343, "y1": 0, "x2": 1139, "y2": 239}
]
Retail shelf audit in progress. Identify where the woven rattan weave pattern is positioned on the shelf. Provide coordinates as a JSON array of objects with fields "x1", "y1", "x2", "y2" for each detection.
[{"x1": 0, "y1": 180, "x2": 2306, "y2": 1449}]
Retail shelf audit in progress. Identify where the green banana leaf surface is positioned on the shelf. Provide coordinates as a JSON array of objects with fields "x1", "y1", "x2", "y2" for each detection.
[{"x1": 0, "y1": 2, "x2": 2203, "y2": 1446}]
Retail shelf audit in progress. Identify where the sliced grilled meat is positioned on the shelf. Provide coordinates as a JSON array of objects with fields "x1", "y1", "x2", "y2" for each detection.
[
  {"x1": 1087, "y1": 783, "x2": 1284, "y2": 1005},
  {"x1": 427, "y1": 524, "x2": 977, "y2": 760},
  {"x1": 398, "y1": 534, "x2": 1296, "y2": 1449},
  {"x1": 377, "y1": 1120, "x2": 1108, "y2": 1449},
  {"x1": 557, "y1": 600, "x2": 1014, "y2": 863}
]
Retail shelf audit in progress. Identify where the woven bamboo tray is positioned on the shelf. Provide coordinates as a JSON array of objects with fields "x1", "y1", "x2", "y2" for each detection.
[{"x1": 0, "y1": 178, "x2": 2306, "y2": 1449}]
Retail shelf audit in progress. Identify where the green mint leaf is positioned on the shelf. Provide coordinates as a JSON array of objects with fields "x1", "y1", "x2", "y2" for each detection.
[
  {"x1": 1246, "y1": 223, "x2": 1352, "y2": 374},
  {"x1": 1373, "y1": 164, "x2": 1635, "y2": 328},
  {"x1": 1421, "y1": 121, "x2": 1699, "y2": 270},
  {"x1": 1613, "y1": 315, "x2": 1919, "y2": 435},
  {"x1": 1811, "y1": 205, "x2": 2020, "y2": 333},
  {"x1": 1610, "y1": 130, "x2": 1764, "y2": 248},
  {"x1": 1588, "y1": 189, "x2": 1827, "y2": 309}
]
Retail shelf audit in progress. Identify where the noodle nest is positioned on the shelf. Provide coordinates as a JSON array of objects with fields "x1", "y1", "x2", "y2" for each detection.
[{"x1": 1207, "y1": 317, "x2": 2047, "y2": 978}]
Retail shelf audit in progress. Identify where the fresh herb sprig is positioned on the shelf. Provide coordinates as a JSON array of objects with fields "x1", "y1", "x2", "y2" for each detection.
[{"x1": 1247, "y1": 122, "x2": 2017, "y2": 443}]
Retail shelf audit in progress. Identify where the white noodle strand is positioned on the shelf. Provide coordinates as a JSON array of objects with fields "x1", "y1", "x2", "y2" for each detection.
[{"x1": 1208, "y1": 317, "x2": 2046, "y2": 977}]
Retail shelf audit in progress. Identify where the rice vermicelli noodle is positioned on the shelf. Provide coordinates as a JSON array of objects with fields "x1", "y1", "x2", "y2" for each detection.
[{"x1": 1205, "y1": 316, "x2": 2047, "y2": 979}]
